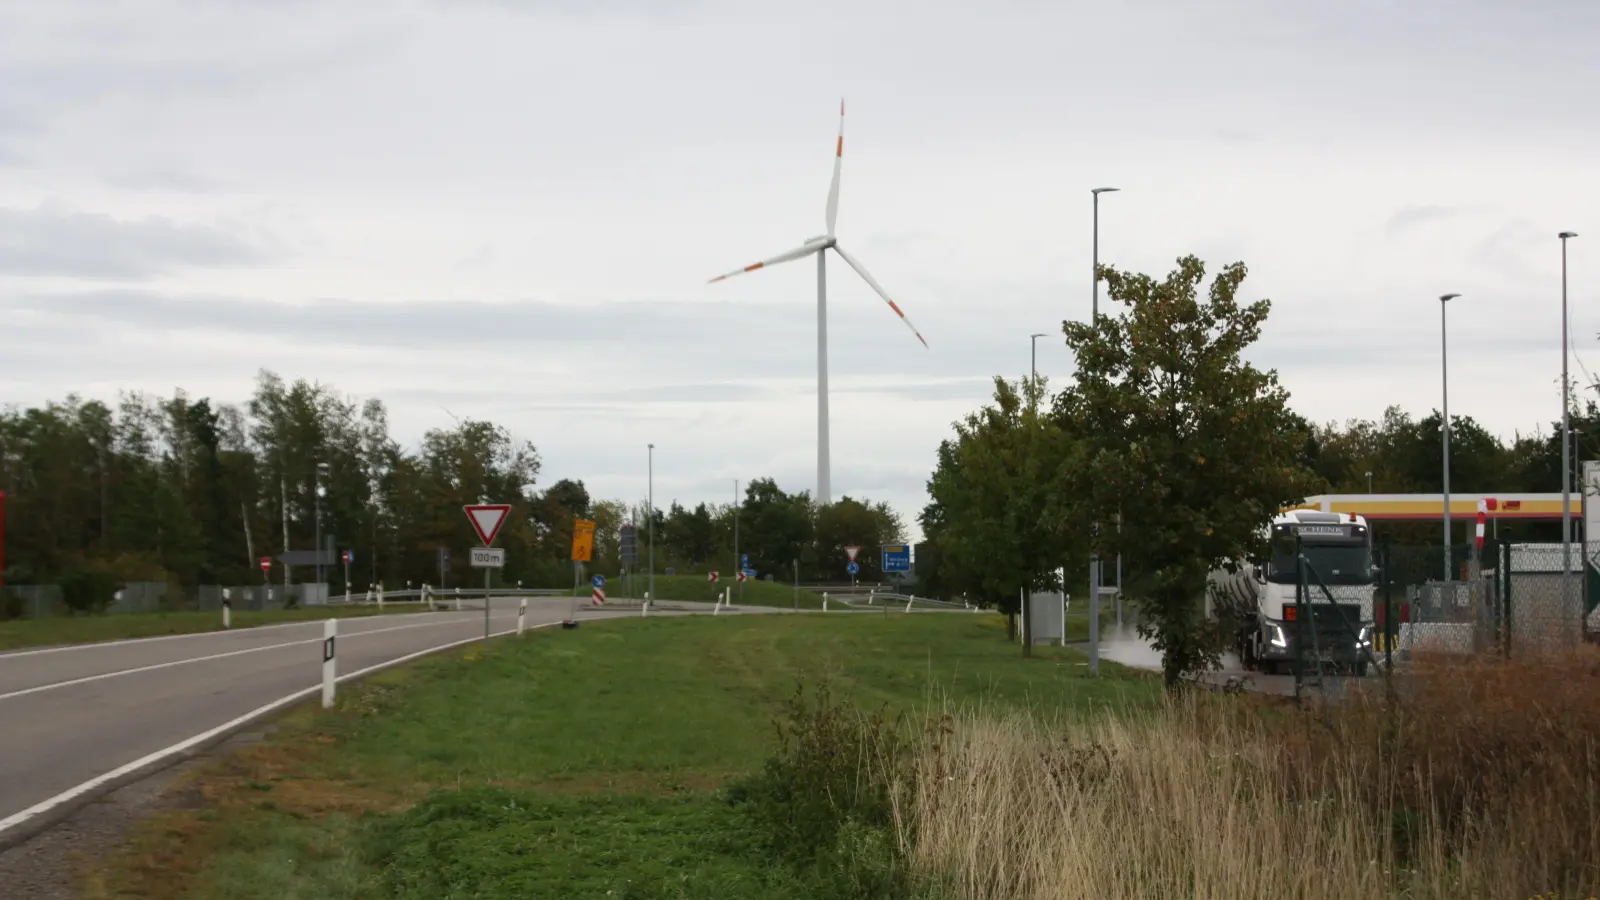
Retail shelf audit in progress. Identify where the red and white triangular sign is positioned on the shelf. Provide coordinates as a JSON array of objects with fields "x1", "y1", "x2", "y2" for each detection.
[
  {"x1": 464, "y1": 504, "x2": 512, "y2": 546},
  {"x1": 844, "y1": 545, "x2": 861, "y2": 562}
]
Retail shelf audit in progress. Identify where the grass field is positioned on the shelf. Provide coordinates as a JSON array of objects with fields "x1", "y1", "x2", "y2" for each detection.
[
  {"x1": 0, "y1": 603, "x2": 434, "y2": 652},
  {"x1": 88, "y1": 613, "x2": 1154, "y2": 899},
  {"x1": 588, "y1": 573, "x2": 833, "y2": 608}
]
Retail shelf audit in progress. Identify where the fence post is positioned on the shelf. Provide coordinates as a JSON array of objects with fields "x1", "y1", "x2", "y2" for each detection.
[
  {"x1": 321, "y1": 618, "x2": 337, "y2": 708},
  {"x1": 1381, "y1": 533, "x2": 1392, "y2": 670}
]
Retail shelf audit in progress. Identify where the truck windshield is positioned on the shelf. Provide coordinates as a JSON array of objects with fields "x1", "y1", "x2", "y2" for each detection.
[{"x1": 1267, "y1": 539, "x2": 1372, "y2": 585}]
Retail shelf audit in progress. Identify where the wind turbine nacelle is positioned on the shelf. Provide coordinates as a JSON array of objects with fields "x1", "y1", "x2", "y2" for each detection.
[{"x1": 804, "y1": 235, "x2": 836, "y2": 249}]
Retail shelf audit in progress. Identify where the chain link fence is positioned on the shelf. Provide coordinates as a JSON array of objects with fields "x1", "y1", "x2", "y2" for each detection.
[{"x1": 1372, "y1": 540, "x2": 1593, "y2": 660}]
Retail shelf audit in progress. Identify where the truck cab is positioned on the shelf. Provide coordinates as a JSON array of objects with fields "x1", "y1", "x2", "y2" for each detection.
[{"x1": 1208, "y1": 510, "x2": 1376, "y2": 676}]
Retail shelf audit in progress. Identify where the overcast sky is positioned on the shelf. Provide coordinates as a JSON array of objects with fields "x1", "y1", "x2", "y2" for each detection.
[{"x1": 2, "y1": 0, "x2": 1596, "y2": 540}]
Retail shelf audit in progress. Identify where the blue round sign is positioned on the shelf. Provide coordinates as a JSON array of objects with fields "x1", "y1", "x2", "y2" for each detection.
[
  {"x1": 591, "y1": 574, "x2": 606, "y2": 588},
  {"x1": 846, "y1": 561, "x2": 860, "y2": 575}
]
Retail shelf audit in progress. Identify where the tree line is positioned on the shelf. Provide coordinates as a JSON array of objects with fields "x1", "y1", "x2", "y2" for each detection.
[
  {"x1": 0, "y1": 370, "x2": 903, "y2": 610},
  {"x1": 918, "y1": 254, "x2": 1591, "y2": 685}
]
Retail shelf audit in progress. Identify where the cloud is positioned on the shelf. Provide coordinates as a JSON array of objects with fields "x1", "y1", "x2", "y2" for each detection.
[
  {"x1": 1384, "y1": 204, "x2": 1462, "y2": 234},
  {"x1": 0, "y1": 204, "x2": 279, "y2": 279},
  {"x1": 103, "y1": 162, "x2": 220, "y2": 193}
]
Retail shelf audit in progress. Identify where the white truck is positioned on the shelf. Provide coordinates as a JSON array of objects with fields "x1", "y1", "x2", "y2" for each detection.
[{"x1": 1206, "y1": 509, "x2": 1377, "y2": 676}]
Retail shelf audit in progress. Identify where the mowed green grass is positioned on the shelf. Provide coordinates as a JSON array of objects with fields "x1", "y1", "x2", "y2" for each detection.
[
  {"x1": 594, "y1": 572, "x2": 832, "y2": 608},
  {"x1": 100, "y1": 613, "x2": 1156, "y2": 900},
  {"x1": 0, "y1": 603, "x2": 432, "y2": 652}
]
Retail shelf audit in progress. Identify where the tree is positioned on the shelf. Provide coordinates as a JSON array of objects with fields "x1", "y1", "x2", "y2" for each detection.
[
  {"x1": 923, "y1": 376, "x2": 1077, "y2": 651},
  {"x1": 814, "y1": 496, "x2": 903, "y2": 581},
  {"x1": 739, "y1": 478, "x2": 814, "y2": 579},
  {"x1": 1052, "y1": 255, "x2": 1319, "y2": 688}
]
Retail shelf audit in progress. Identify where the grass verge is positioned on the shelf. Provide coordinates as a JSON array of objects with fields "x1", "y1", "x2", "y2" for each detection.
[
  {"x1": 0, "y1": 603, "x2": 433, "y2": 652},
  {"x1": 89, "y1": 613, "x2": 1152, "y2": 899},
  {"x1": 585, "y1": 573, "x2": 832, "y2": 608}
]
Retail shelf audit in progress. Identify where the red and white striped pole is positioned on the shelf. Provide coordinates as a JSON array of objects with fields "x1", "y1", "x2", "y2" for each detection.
[{"x1": 1475, "y1": 499, "x2": 1486, "y2": 554}]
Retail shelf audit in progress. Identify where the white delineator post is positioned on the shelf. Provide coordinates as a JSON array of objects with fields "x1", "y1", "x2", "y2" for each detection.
[
  {"x1": 222, "y1": 590, "x2": 231, "y2": 629},
  {"x1": 867, "y1": 589, "x2": 874, "y2": 605},
  {"x1": 321, "y1": 618, "x2": 337, "y2": 709},
  {"x1": 904, "y1": 594, "x2": 915, "y2": 613},
  {"x1": 377, "y1": 581, "x2": 385, "y2": 610},
  {"x1": 823, "y1": 591, "x2": 829, "y2": 612},
  {"x1": 455, "y1": 587, "x2": 462, "y2": 611},
  {"x1": 517, "y1": 597, "x2": 526, "y2": 635}
]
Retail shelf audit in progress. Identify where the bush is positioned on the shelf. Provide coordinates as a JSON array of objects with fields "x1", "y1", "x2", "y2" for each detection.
[
  {"x1": 58, "y1": 562, "x2": 119, "y2": 614},
  {"x1": 726, "y1": 680, "x2": 920, "y2": 898}
]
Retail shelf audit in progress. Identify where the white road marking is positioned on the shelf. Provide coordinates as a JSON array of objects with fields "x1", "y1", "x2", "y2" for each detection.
[
  {"x1": 0, "y1": 606, "x2": 448, "y2": 659},
  {"x1": 0, "y1": 621, "x2": 555, "y2": 839},
  {"x1": 0, "y1": 612, "x2": 522, "y2": 703}
]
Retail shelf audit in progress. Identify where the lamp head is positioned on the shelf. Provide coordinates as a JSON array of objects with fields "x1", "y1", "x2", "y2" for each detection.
[
  {"x1": 1440, "y1": 293, "x2": 1461, "y2": 302},
  {"x1": 1030, "y1": 332, "x2": 1048, "y2": 339},
  {"x1": 1091, "y1": 187, "x2": 1120, "y2": 195},
  {"x1": 1560, "y1": 231, "x2": 1578, "y2": 239}
]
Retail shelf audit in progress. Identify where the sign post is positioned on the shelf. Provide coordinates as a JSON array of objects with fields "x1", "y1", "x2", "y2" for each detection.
[
  {"x1": 844, "y1": 545, "x2": 861, "y2": 588},
  {"x1": 341, "y1": 549, "x2": 353, "y2": 603},
  {"x1": 465, "y1": 504, "x2": 512, "y2": 644}
]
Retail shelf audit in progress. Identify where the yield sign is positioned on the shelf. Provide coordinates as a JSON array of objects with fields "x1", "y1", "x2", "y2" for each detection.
[
  {"x1": 844, "y1": 545, "x2": 861, "y2": 562},
  {"x1": 464, "y1": 504, "x2": 512, "y2": 546}
]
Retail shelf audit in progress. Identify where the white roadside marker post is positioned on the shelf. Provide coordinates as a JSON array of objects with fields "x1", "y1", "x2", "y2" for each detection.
[
  {"x1": 823, "y1": 592, "x2": 829, "y2": 612},
  {"x1": 518, "y1": 597, "x2": 527, "y2": 635},
  {"x1": 377, "y1": 581, "x2": 385, "y2": 610},
  {"x1": 455, "y1": 587, "x2": 462, "y2": 611},
  {"x1": 222, "y1": 589, "x2": 231, "y2": 629},
  {"x1": 905, "y1": 594, "x2": 915, "y2": 614},
  {"x1": 868, "y1": 589, "x2": 874, "y2": 605},
  {"x1": 321, "y1": 618, "x2": 337, "y2": 709}
]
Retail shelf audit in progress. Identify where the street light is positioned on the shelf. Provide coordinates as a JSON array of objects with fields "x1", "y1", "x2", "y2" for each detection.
[
  {"x1": 1560, "y1": 231, "x2": 1579, "y2": 628},
  {"x1": 1440, "y1": 293, "x2": 1460, "y2": 583},
  {"x1": 314, "y1": 462, "x2": 329, "y2": 588},
  {"x1": 648, "y1": 444, "x2": 655, "y2": 607},
  {"x1": 1087, "y1": 186, "x2": 1119, "y2": 677}
]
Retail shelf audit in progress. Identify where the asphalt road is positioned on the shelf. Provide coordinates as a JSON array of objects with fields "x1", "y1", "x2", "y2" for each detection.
[{"x1": 0, "y1": 598, "x2": 735, "y2": 835}]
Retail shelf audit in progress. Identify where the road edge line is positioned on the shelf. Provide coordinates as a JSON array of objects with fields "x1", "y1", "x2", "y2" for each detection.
[
  {"x1": 0, "y1": 621, "x2": 558, "y2": 854},
  {"x1": 0, "y1": 605, "x2": 442, "y2": 659}
]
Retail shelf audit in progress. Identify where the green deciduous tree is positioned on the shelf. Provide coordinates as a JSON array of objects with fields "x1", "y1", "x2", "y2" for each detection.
[
  {"x1": 923, "y1": 376, "x2": 1078, "y2": 651},
  {"x1": 1053, "y1": 255, "x2": 1319, "y2": 687}
]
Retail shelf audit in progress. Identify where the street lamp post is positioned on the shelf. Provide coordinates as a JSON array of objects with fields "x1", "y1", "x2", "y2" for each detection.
[
  {"x1": 1440, "y1": 294, "x2": 1460, "y2": 583},
  {"x1": 1088, "y1": 187, "x2": 1119, "y2": 676},
  {"x1": 648, "y1": 444, "x2": 655, "y2": 606},
  {"x1": 314, "y1": 462, "x2": 329, "y2": 588},
  {"x1": 1560, "y1": 231, "x2": 1579, "y2": 630}
]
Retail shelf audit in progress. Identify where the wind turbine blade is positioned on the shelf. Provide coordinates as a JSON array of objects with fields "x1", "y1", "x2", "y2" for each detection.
[
  {"x1": 707, "y1": 243, "x2": 821, "y2": 283},
  {"x1": 832, "y1": 243, "x2": 928, "y2": 348},
  {"x1": 824, "y1": 98, "x2": 844, "y2": 235}
]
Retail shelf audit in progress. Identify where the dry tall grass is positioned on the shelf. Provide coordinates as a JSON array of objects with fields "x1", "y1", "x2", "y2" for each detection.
[{"x1": 905, "y1": 648, "x2": 1600, "y2": 899}]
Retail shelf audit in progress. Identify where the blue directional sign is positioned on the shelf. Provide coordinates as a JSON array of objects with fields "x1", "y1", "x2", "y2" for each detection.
[
  {"x1": 742, "y1": 567, "x2": 757, "y2": 578},
  {"x1": 591, "y1": 574, "x2": 606, "y2": 588},
  {"x1": 741, "y1": 554, "x2": 749, "y2": 567},
  {"x1": 846, "y1": 561, "x2": 860, "y2": 575},
  {"x1": 882, "y1": 544, "x2": 911, "y2": 573}
]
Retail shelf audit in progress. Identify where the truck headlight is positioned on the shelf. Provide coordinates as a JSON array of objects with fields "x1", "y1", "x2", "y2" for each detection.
[
  {"x1": 1268, "y1": 622, "x2": 1288, "y2": 649},
  {"x1": 1356, "y1": 625, "x2": 1372, "y2": 649}
]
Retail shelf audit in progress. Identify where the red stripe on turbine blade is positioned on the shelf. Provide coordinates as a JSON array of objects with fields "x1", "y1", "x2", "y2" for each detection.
[
  {"x1": 888, "y1": 300, "x2": 906, "y2": 317},
  {"x1": 744, "y1": 262, "x2": 764, "y2": 272},
  {"x1": 836, "y1": 136, "x2": 843, "y2": 157}
]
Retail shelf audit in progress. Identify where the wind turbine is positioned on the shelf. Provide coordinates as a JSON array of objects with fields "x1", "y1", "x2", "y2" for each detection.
[{"x1": 708, "y1": 100, "x2": 927, "y2": 507}]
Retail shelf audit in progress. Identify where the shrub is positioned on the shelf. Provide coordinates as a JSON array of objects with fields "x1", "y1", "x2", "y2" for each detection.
[{"x1": 726, "y1": 680, "x2": 920, "y2": 898}]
